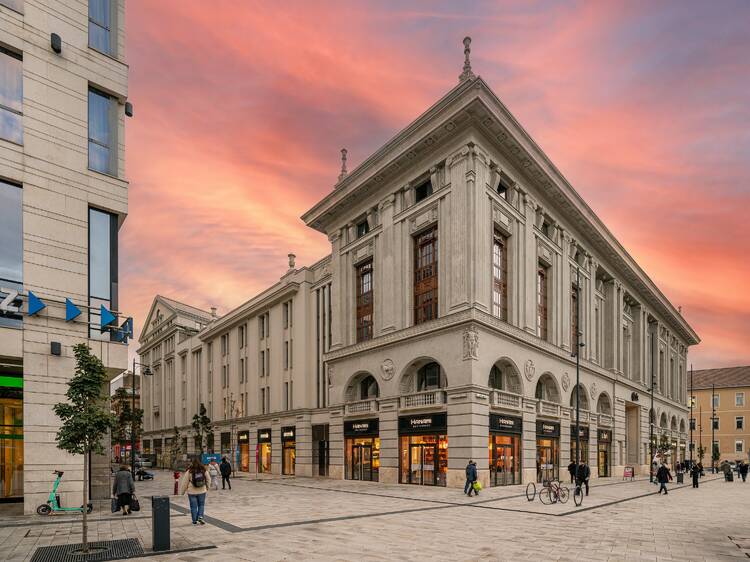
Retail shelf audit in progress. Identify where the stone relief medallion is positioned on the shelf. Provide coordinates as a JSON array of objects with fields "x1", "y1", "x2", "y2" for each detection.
[
  {"x1": 561, "y1": 372, "x2": 571, "y2": 392},
  {"x1": 381, "y1": 359, "x2": 395, "y2": 381},
  {"x1": 524, "y1": 359, "x2": 535, "y2": 381},
  {"x1": 590, "y1": 382, "x2": 598, "y2": 399}
]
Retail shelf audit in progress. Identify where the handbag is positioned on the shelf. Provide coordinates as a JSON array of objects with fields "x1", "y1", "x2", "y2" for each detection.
[
  {"x1": 111, "y1": 497, "x2": 120, "y2": 513},
  {"x1": 130, "y1": 496, "x2": 141, "y2": 512},
  {"x1": 472, "y1": 481, "x2": 482, "y2": 491}
]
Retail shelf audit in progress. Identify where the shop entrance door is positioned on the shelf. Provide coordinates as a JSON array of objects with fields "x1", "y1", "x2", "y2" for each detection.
[
  {"x1": 598, "y1": 445, "x2": 609, "y2": 477},
  {"x1": 351, "y1": 444, "x2": 373, "y2": 481},
  {"x1": 493, "y1": 444, "x2": 515, "y2": 486},
  {"x1": 409, "y1": 444, "x2": 437, "y2": 485},
  {"x1": 538, "y1": 445, "x2": 555, "y2": 484}
]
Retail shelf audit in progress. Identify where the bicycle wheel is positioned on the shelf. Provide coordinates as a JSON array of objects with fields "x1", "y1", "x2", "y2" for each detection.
[
  {"x1": 559, "y1": 487, "x2": 570, "y2": 504},
  {"x1": 539, "y1": 487, "x2": 553, "y2": 505},
  {"x1": 525, "y1": 482, "x2": 536, "y2": 502},
  {"x1": 573, "y1": 486, "x2": 584, "y2": 506}
]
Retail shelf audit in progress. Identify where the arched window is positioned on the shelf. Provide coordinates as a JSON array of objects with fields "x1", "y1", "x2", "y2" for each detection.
[
  {"x1": 359, "y1": 375, "x2": 379, "y2": 400},
  {"x1": 417, "y1": 362, "x2": 441, "y2": 391},
  {"x1": 488, "y1": 365, "x2": 503, "y2": 390}
]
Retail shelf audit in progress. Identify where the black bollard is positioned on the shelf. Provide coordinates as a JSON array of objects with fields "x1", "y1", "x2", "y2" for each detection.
[{"x1": 151, "y1": 496, "x2": 170, "y2": 552}]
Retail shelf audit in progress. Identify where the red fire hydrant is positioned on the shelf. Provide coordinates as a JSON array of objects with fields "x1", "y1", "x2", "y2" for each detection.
[{"x1": 173, "y1": 471, "x2": 180, "y2": 495}]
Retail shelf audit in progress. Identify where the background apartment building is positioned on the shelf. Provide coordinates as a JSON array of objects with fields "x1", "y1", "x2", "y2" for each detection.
[
  {"x1": 0, "y1": 0, "x2": 129, "y2": 513},
  {"x1": 691, "y1": 366, "x2": 750, "y2": 465},
  {"x1": 141, "y1": 42, "x2": 698, "y2": 488}
]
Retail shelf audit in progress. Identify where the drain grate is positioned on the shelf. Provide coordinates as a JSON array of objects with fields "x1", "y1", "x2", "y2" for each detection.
[{"x1": 31, "y1": 538, "x2": 144, "y2": 562}]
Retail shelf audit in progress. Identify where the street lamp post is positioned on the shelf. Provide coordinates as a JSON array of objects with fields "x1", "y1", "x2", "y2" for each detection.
[
  {"x1": 649, "y1": 323, "x2": 656, "y2": 483},
  {"x1": 711, "y1": 383, "x2": 716, "y2": 474},
  {"x1": 689, "y1": 365, "x2": 694, "y2": 464},
  {"x1": 130, "y1": 359, "x2": 152, "y2": 475}
]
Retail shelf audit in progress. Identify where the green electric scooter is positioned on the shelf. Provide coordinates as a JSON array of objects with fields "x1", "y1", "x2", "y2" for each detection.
[{"x1": 36, "y1": 470, "x2": 93, "y2": 515}]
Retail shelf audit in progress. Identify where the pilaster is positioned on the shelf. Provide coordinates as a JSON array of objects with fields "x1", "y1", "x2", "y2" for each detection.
[
  {"x1": 378, "y1": 195, "x2": 396, "y2": 334},
  {"x1": 522, "y1": 193, "x2": 538, "y2": 334},
  {"x1": 447, "y1": 385, "x2": 490, "y2": 488},
  {"x1": 378, "y1": 397, "x2": 399, "y2": 484}
]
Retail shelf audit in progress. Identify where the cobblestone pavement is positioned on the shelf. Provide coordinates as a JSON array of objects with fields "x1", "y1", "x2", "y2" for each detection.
[{"x1": 1, "y1": 470, "x2": 748, "y2": 561}]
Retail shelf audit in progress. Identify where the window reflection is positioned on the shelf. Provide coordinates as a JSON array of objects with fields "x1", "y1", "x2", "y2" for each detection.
[{"x1": 0, "y1": 47, "x2": 22, "y2": 145}]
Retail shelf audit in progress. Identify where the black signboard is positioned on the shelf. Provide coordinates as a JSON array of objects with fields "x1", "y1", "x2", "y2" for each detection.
[
  {"x1": 281, "y1": 426, "x2": 296, "y2": 442},
  {"x1": 257, "y1": 429, "x2": 271, "y2": 443},
  {"x1": 570, "y1": 425, "x2": 590, "y2": 440},
  {"x1": 490, "y1": 414, "x2": 522, "y2": 435},
  {"x1": 536, "y1": 421, "x2": 560, "y2": 438},
  {"x1": 597, "y1": 429, "x2": 612, "y2": 443},
  {"x1": 344, "y1": 419, "x2": 379, "y2": 436},
  {"x1": 398, "y1": 413, "x2": 447, "y2": 435},
  {"x1": 238, "y1": 430, "x2": 249, "y2": 442}
]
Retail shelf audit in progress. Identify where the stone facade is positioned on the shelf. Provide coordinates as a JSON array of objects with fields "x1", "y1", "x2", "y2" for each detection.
[
  {"x1": 0, "y1": 1, "x2": 129, "y2": 513},
  {"x1": 141, "y1": 50, "x2": 698, "y2": 489}
]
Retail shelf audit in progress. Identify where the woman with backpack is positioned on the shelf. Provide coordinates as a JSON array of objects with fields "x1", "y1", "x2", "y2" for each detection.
[{"x1": 180, "y1": 459, "x2": 210, "y2": 525}]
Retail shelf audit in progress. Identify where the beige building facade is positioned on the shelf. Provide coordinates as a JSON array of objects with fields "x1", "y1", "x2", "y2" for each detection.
[
  {"x1": 140, "y1": 40, "x2": 698, "y2": 489},
  {"x1": 0, "y1": 0, "x2": 129, "y2": 513},
  {"x1": 690, "y1": 366, "x2": 750, "y2": 466}
]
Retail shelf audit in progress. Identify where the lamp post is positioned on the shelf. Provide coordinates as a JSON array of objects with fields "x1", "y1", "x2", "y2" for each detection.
[
  {"x1": 130, "y1": 359, "x2": 152, "y2": 475},
  {"x1": 689, "y1": 365, "x2": 694, "y2": 464},
  {"x1": 711, "y1": 383, "x2": 716, "y2": 474},
  {"x1": 649, "y1": 322, "x2": 656, "y2": 483}
]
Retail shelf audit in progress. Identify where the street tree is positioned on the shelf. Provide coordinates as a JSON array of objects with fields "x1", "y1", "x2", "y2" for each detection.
[
  {"x1": 53, "y1": 344, "x2": 115, "y2": 554},
  {"x1": 111, "y1": 387, "x2": 143, "y2": 460},
  {"x1": 191, "y1": 402, "x2": 212, "y2": 454}
]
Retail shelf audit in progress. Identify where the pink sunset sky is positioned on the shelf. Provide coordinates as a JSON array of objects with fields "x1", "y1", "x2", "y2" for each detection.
[{"x1": 122, "y1": 1, "x2": 750, "y2": 368}]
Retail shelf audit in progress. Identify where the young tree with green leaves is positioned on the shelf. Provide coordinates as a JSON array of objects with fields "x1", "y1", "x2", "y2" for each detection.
[
  {"x1": 53, "y1": 344, "x2": 115, "y2": 554},
  {"x1": 111, "y1": 387, "x2": 143, "y2": 461},
  {"x1": 191, "y1": 402, "x2": 212, "y2": 454}
]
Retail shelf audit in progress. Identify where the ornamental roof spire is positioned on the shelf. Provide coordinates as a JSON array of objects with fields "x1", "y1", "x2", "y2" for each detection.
[
  {"x1": 459, "y1": 36, "x2": 475, "y2": 82},
  {"x1": 338, "y1": 148, "x2": 348, "y2": 181}
]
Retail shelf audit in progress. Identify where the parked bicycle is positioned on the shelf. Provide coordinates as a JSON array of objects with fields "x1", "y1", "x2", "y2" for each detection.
[
  {"x1": 539, "y1": 479, "x2": 569, "y2": 504},
  {"x1": 573, "y1": 482, "x2": 584, "y2": 506}
]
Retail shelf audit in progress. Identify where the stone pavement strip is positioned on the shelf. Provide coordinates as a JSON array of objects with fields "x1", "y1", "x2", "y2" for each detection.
[{"x1": 1, "y1": 470, "x2": 747, "y2": 561}]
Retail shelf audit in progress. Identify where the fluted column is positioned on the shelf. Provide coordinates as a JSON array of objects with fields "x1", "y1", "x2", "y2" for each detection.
[
  {"x1": 329, "y1": 231, "x2": 343, "y2": 350},
  {"x1": 561, "y1": 230, "x2": 573, "y2": 351},
  {"x1": 522, "y1": 193, "x2": 538, "y2": 334}
]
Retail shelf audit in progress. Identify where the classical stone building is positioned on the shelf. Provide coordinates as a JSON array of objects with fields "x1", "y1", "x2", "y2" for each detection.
[
  {"x1": 140, "y1": 39, "x2": 698, "y2": 488},
  {"x1": 0, "y1": 0, "x2": 129, "y2": 512}
]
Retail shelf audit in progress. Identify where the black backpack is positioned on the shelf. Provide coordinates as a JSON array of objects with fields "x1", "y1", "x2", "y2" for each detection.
[{"x1": 191, "y1": 468, "x2": 206, "y2": 488}]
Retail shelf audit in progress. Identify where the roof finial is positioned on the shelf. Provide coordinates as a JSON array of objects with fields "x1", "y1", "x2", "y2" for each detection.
[
  {"x1": 338, "y1": 148, "x2": 348, "y2": 181},
  {"x1": 459, "y1": 36, "x2": 475, "y2": 82}
]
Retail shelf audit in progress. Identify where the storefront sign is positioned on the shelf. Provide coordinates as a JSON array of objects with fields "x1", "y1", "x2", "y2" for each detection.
[
  {"x1": 238, "y1": 431, "x2": 249, "y2": 442},
  {"x1": 570, "y1": 425, "x2": 590, "y2": 440},
  {"x1": 536, "y1": 421, "x2": 560, "y2": 437},
  {"x1": 489, "y1": 414, "x2": 522, "y2": 434},
  {"x1": 344, "y1": 419, "x2": 379, "y2": 436},
  {"x1": 398, "y1": 413, "x2": 447, "y2": 434},
  {"x1": 623, "y1": 466, "x2": 635, "y2": 480},
  {"x1": 598, "y1": 429, "x2": 611, "y2": 443},
  {"x1": 281, "y1": 426, "x2": 296, "y2": 442},
  {"x1": 257, "y1": 429, "x2": 271, "y2": 443}
]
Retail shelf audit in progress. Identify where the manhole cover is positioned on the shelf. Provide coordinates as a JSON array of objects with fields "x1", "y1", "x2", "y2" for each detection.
[{"x1": 31, "y1": 538, "x2": 144, "y2": 562}]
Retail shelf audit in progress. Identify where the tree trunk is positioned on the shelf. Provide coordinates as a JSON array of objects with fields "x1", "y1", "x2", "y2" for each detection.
[{"x1": 82, "y1": 448, "x2": 89, "y2": 553}]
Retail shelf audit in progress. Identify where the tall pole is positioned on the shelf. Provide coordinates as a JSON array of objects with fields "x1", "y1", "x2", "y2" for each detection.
[
  {"x1": 649, "y1": 322, "x2": 655, "y2": 483},
  {"x1": 131, "y1": 357, "x2": 136, "y2": 475},
  {"x1": 689, "y1": 365, "x2": 694, "y2": 464},
  {"x1": 699, "y1": 405, "x2": 703, "y2": 465},
  {"x1": 711, "y1": 383, "x2": 716, "y2": 473},
  {"x1": 575, "y1": 267, "x2": 581, "y2": 477}
]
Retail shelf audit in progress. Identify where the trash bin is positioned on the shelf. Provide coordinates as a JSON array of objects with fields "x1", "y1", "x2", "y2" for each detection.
[
  {"x1": 676, "y1": 472, "x2": 684, "y2": 484},
  {"x1": 151, "y1": 496, "x2": 170, "y2": 552},
  {"x1": 727, "y1": 471, "x2": 734, "y2": 482}
]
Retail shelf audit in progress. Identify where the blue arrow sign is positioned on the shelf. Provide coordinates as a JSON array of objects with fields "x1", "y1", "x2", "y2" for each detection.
[
  {"x1": 65, "y1": 298, "x2": 81, "y2": 322},
  {"x1": 100, "y1": 304, "x2": 116, "y2": 332},
  {"x1": 27, "y1": 291, "x2": 46, "y2": 316}
]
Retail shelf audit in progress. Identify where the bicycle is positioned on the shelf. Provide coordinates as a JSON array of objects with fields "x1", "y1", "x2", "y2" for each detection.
[
  {"x1": 539, "y1": 479, "x2": 569, "y2": 504},
  {"x1": 525, "y1": 481, "x2": 536, "y2": 501},
  {"x1": 573, "y1": 481, "x2": 584, "y2": 506}
]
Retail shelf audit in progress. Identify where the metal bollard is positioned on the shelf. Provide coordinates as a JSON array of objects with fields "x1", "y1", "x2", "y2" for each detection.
[
  {"x1": 173, "y1": 471, "x2": 180, "y2": 495},
  {"x1": 151, "y1": 496, "x2": 170, "y2": 552}
]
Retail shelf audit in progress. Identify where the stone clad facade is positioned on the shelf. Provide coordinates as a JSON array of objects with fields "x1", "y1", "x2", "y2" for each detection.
[{"x1": 141, "y1": 49, "x2": 698, "y2": 488}]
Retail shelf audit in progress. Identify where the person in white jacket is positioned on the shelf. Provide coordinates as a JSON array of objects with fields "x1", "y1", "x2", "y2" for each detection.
[
  {"x1": 180, "y1": 459, "x2": 210, "y2": 524},
  {"x1": 208, "y1": 459, "x2": 220, "y2": 490}
]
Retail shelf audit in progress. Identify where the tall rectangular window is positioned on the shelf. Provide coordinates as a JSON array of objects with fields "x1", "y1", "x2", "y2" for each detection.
[
  {"x1": 259, "y1": 350, "x2": 265, "y2": 377},
  {"x1": 736, "y1": 393, "x2": 745, "y2": 407},
  {"x1": 89, "y1": 208, "x2": 118, "y2": 339},
  {"x1": 537, "y1": 264, "x2": 548, "y2": 341},
  {"x1": 239, "y1": 325, "x2": 245, "y2": 349},
  {"x1": 713, "y1": 394, "x2": 720, "y2": 408},
  {"x1": 492, "y1": 232, "x2": 508, "y2": 320},
  {"x1": 89, "y1": 0, "x2": 115, "y2": 55},
  {"x1": 570, "y1": 283, "x2": 579, "y2": 352},
  {"x1": 283, "y1": 382, "x2": 289, "y2": 410},
  {"x1": 736, "y1": 440, "x2": 744, "y2": 454},
  {"x1": 88, "y1": 88, "x2": 117, "y2": 175},
  {"x1": 0, "y1": 180, "x2": 22, "y2": 328},
  {"x1": 414, "y1": 226, "x2": 438, "y2": 324},
  {"x1": 736, "y1": 417, "x2": 744, "y2": 430},
  {"x1": 356, "y1": 260, "x2": 373, "y2": 341},
  {"x1": 0, "y1": 46, "x2": 23, "y2": 145},
  {"x1": 712, "y1": 418, "x2": 719, "y2": 430},
  {"x1": 239, "y1": 358, "x2": 244, "y2": 383},
  {"x1": 283, "y1": 341, "x2": 289, "y2": 370},
  {"x1": 283, "y1": 302, "x2": 289, "y2": 329}
]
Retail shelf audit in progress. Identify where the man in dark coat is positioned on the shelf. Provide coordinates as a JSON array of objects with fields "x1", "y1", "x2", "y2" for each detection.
[
  {"x1": 567, "y1": 461, "x2": 577, "y2": 484},
  {"x1": 740, "y1": 461, "x2": 748, "y2": 483},
  {"x1": 465, "y1": 460, "x2": 479, "y2": 496},
  {"x1": 690, "y1": 463, "x2": 700, "y2": 488},
  {"x1": 656, "y1": 464, "x2": 672, "y2": 494},
  {"x1": 576, "y1": 460, "x2": 591, "y2": 496},
  {"x1": 220, "y1": 457, "x2": 232, "y2": 490}
]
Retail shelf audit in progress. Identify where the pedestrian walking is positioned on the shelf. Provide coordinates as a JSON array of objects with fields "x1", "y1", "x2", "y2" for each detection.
[
  {"x1": 112, "y1": 465, "x2": 135, "y2": 516},
  {"x1": 575, "y1": 460, "x2": 590, "y2": 496},
  {"x1": 220, "y1": 457, "x2": 232, "y2": 490},
  {"x1": 740, "y1": 462, "x2": 748, "y2": 483},
  {"x1": 656, "y1": 463, "x2": 672, "y2": 495},
  {"x1": 567, "y1": 461, "x2": 577, "y2": 484},
  {"x1": 690, "y1": 463, "x2": 700, "y2": 488},
  {"x1": 721, "y1": 460, "x2": 731, "y2": 481},
  {"x1": 208, "y1": 459, "x2": 220, "y2": 490},
  {"x1": 697, "y1": 462, "x2": 704, "y2": 477},
  {"x1": 465, "y1": 460, "x2": 479, "y2": 496},
  {"x1": 180, "y1": 459, "x2": 210, "y2": 525}
]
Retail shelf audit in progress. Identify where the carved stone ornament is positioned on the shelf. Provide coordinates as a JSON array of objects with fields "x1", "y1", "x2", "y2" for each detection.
[
  {"x1": 561, "y1": 372, "x2": 571, "y2": 392},
  {"x1": 524, "y1": 359, "x2": 535, "y2": 381},
  {"x1": 381, "y1": 359, "x2": 395, "y2": 381},
  {"x1": 462, "y1": 327, "x2": 479, "y2": 360},
  {"x1": 590, "y1": 382, "x2": 598, "y2": 399},
  {"x1": 327, "y1": 366, "x2": 334, "y2": 387}
]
